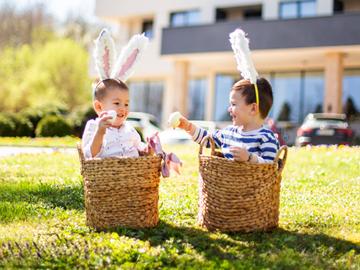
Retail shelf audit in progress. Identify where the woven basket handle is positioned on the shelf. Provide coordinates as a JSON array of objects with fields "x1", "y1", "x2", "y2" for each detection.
[
  {"x1": 274, "y1": 145, "x2": 288, "y2": 174},
  {"x1": 199, "y1": 135, "x2": 216, "y2": 156},
  {"x1": 77, "y1": 143, "x2": 85, "y2": 175}
]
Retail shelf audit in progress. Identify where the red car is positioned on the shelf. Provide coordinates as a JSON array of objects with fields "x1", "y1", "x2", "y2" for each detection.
[{"x1": 296, "y1": 113, "x2": 354, "y2": 146}]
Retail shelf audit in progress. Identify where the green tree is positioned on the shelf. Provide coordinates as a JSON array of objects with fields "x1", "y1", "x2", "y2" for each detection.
[
  {"x1": 24, "y1": 38, "x2": 92, "y2": 110},
  {"x1": 0, "y1": 45, "x2": 34, "y2": 111},
  {"x1": 277, "y1": 102, "x2": 291, "y2": 121}
]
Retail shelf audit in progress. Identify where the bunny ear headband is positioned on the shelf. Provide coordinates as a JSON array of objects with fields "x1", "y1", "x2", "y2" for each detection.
[
  {"x1": 94, "y1": 28, "x2": 149, "y2": 84},
  {"x1": 229, "y1": 29, "x2": 259, "y2": 106}
]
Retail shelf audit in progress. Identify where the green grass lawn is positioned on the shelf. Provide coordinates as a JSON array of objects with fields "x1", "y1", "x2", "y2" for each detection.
[
  {"x1": 0, "y1": 136, "x2": 79, "y2": 148},
  {"x1": 0, "y1": 143, "x2": 359, "y2": 269}
]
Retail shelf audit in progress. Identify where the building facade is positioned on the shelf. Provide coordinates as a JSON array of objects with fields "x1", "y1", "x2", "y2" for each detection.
[{"x1": 95, "y1": 0, "x2": 360, "y2": 133}]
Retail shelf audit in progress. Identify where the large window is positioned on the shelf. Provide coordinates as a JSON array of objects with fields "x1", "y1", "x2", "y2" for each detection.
[
  {"x1": 170, "y1": 10, "x2": 200, "y2": 27},
  {"x1": 128, "y1": 81, "x2": 164, "y2": 122},
  {"x1": 142, "y1": 20, "x2": 154, "y2": 39},
  {"x1": 343, "y1": 69, "x2": 360, "y2": 117},
  {"x1": 188, "y1": 79, "x2": 206, "y2": 120},
  {"x1": 303, "y1": 72, "x2": 324, "y2": 116},
  {"x1": 214, "y1": 74, "x2": 238, "y2": 121},
  {"x1": 279, "y1": 0, "x2": 317, "y2": 19},
  {"x1": 271, "y1": 73, "x2": 302, "y2": 122}
]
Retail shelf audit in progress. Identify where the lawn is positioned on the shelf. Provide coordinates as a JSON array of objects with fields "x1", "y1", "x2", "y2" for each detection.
[
  {"x1": 0, "y1": 136, "x2": 79, "y2": 148},
  {"x1": 0, "y1": 142, "x2": 359, "y2": 269}
]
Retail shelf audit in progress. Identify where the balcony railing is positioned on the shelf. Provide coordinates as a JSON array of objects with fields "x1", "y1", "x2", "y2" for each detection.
[{"x1": 161, "y1": 13, "x2": 360, "y2": 55}]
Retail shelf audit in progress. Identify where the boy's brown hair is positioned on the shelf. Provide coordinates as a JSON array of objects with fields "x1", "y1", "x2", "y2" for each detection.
[
  {"x1": 231, "y1": 77, "x2": 273, "y2": 119},
  {"x1": 93, "y1": 78, "x2": 128, "y2": 101}
]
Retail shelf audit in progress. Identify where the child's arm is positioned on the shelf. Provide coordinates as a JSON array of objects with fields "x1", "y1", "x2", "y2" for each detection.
[
  {"x1": 82, "y1": 114, "x2": 113, "y2": 158},
  {"x1": 90, "y1": 115, "x2": 113, "y2": 157},
  {"x1": 178, "y1": 117, "x2": 222, "y2": 147},
  {"x1": 230, "y1": 132, "x2": 280, "y2": 163}
]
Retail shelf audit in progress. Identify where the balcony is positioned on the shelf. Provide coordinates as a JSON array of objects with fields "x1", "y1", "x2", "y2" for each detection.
[{"x1": 161, "y1": 13, "x2": 360, "y2": 55}]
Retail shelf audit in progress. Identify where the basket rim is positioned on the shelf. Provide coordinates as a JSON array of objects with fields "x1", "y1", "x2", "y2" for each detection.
[
  {"x1": 76, "y1": 142, "x2": 162, "y2": 164},
  {"x1": 199, "y1": 154, "x2": 277, "y2": 167}
]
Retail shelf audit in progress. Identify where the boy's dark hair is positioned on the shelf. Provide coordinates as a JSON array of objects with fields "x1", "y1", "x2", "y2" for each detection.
[
  {"x1": 93, "y1": 78, "x2": 128, "y2": 101},
  {"x1": 232, "y1": 77, "x2": 273, "y2": 119}
]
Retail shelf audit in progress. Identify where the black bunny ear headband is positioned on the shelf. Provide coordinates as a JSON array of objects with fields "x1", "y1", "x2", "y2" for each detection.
[
  {"x1": 93, "y1": 29, "x2": 149, "y2": 90},
  {"x1": 229, "y1": 29, "x2": 259, "y2": 105}
]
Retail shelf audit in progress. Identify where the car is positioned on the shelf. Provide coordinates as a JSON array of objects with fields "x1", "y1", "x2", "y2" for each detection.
[
  {"x1": 127, "y1": 112, "x2": 162, "y2": 141},
  {"x1": 158, "y1": 120, "x2": 217, "y2": 145},
  {"x1": 295, "y1": 113, "x2": 354, "y2": 147}
]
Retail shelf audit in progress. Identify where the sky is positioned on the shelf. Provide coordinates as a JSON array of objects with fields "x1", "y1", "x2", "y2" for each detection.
[{"x1": 2, "y1": 0, "x2": 97, "y2": 22}]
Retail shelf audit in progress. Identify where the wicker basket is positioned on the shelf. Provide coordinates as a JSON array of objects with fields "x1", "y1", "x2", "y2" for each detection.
[
  {"x1": 77, "y1": 145, "x2": 162, "y2": 230},
  {"x1": 198, "y1": 136, "x2": 288, "y2": 232}
]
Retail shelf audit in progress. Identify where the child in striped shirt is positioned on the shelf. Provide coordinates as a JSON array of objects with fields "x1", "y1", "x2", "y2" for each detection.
[{"x1": 177, "y1": 77, "x2": 280, "y2": 163}]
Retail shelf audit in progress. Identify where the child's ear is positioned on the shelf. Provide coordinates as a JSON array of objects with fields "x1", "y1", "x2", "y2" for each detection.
[
  {"x1": 93, "y1": 100, "x2": 103, "y2": 115},
  {"x1": 251, "y1": 103, "x2": 259, "y2": 115}
]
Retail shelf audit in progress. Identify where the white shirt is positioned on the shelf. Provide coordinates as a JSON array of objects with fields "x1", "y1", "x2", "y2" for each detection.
[{"x1": 82, "y1": 119, "x2": 145, "y2": 159}]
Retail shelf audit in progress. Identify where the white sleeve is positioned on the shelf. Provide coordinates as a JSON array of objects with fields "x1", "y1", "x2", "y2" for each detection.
[
  {"x1": 131, "y1": 127, "x2": 147, "y2": 151},
  {"x1": 81, "y1": 120, "x2": 106, "y2": 159}
]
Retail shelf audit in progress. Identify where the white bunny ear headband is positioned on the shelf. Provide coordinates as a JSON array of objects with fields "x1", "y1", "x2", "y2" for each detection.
[
  {"x1": 94, "y1": 28, "x2": 149, "y2": 86},
  {"x1": 229, "y1": 29, "x2": 259, "y2": 106}
]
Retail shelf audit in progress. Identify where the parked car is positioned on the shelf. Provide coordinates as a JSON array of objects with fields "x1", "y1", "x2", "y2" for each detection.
[
  {"x1": 295, "y1": 113, "x2": 354, "y2": 146},
  {"x1": 159, "y1": 120, "x2": 217, "y2": 145},
  {"x1": 127, "y1": 112, "x2": 162, "y2": 141}
]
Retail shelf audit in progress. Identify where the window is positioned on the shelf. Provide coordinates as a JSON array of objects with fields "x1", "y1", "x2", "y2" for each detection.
[
  {"x1": 170, "y1": 10, "x2": 200, "y2": 27},
  {"x1": 188, "y1": 79, "x2": 207, "y2": 120},
  {"x1": 333, "y1": 0, "x2": 344, "y2": 13},
  {"x1": 303, "y1": 72, "x2": 324, "y2": 116},
  {"x1": 280, "y1": 0, "x2": 316, "y2": 19},
  {"x1": 343, "y1": 69, "x2": 360, "y2": 117},
  {"x1": 214, "y1": 74, "x2": 239, "y2": 121},
  {"x1": 270, "y1": 72, "x2": 302, "y2": 122},
  {"x1": 128, "y1": 81, "x2": 164, "y2": 122},
  {"x1": 215, "y1": 6, "x2": 262, "y2": 22},
  {"x1": 142, "y1": 20, "x2": 154, "y2": 39}
]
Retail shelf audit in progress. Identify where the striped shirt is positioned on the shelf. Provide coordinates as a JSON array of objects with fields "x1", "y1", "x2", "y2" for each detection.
[{"x1": 193, "y1": 125, "x2": 280, "y2": 163}]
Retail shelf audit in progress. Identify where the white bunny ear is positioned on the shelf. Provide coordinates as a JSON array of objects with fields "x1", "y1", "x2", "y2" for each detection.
[
  {"x1": 229, "y1": 29, "x2": 258, "y2": 84},
  {"x1": 111, "y1": 33, "x2": 149, "y2": 82},
  {"x1": 94, "y1": 28, "x2": 117, "y2": 80}
]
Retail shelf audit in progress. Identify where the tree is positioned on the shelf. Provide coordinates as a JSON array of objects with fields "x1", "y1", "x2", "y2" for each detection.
[
  {"x1": 277, "y1": 102, "x2": 291, "y2": 121},
  {"x1": 23, "y1": 38, "x2": 92, "y2": 110},
  {"x1": 343, "y1": 97, "x2": 359, "y2": 119},
  {"x1": 0, "y1": 3, "x2": 54, "y2": 48}
]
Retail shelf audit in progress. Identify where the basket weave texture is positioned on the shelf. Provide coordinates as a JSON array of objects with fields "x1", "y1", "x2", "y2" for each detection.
[
  {"x1": 198, "y1": 136, "x2": 288, "y2": 232},
  {"x1": 77, "y1": 145, "x2": 162, "y2": 230}
]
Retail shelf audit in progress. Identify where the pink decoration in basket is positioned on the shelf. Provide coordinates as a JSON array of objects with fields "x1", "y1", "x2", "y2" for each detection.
[{"x1": 147, "y1": 133, "x2": 182, "y2": 177}]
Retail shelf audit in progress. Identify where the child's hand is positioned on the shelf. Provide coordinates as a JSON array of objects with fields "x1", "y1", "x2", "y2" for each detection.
[
  {"x1": 97, "y1": 111, "x2": 113, "y2": 134},
  {"x1": 178, "y1": 117, "x2": 192, "y2": 131},
  {"x1": 139, "y1": 144, "x2": 154, "y2": 156},
  {"x1": 229, "y1": 146, "x2": 250, "y2": 162}
]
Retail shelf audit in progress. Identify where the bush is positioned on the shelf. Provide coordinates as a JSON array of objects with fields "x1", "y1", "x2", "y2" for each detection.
[
  {"x1": 21, "y1": 105, "x2": 69, "y2": 136},
  {"x1": 6, "y1": 113, "x2": 34, "y2": 137},
  {"x1": 35, "y1": 115, "x2": 73, "y2": 137},
  {"x1": 0, "y1": 114, "x2": 16, "y2": 136},
  {"x1": 69, "y1": 105, "x2": 97, "y2": 137}
]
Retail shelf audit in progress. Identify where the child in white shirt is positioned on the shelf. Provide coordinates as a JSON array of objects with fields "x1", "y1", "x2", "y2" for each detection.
[
  {"x1": 82, "y1": 79, "x2": 145, "y2": 159},
  {"x1": 82, "y1": 29, "x2": 148, "y2": 159}
]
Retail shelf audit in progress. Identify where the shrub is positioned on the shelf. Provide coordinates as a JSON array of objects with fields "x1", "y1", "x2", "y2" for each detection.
[
  {"x1": 69, "y1": 105, "x2": 97, "y2": 137},
  {"x1": 35, "y1": 115, "x2": 73, "y2": 137},
  {"x1": 21, "y1": 105, "x2": 69, "y2": 136},
  {"x1": 0, "y1": 113, "x2": 16, "y2": 136},
  {"x1": 6, "y1": 113, "x2": 34, "y2": 137}
]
